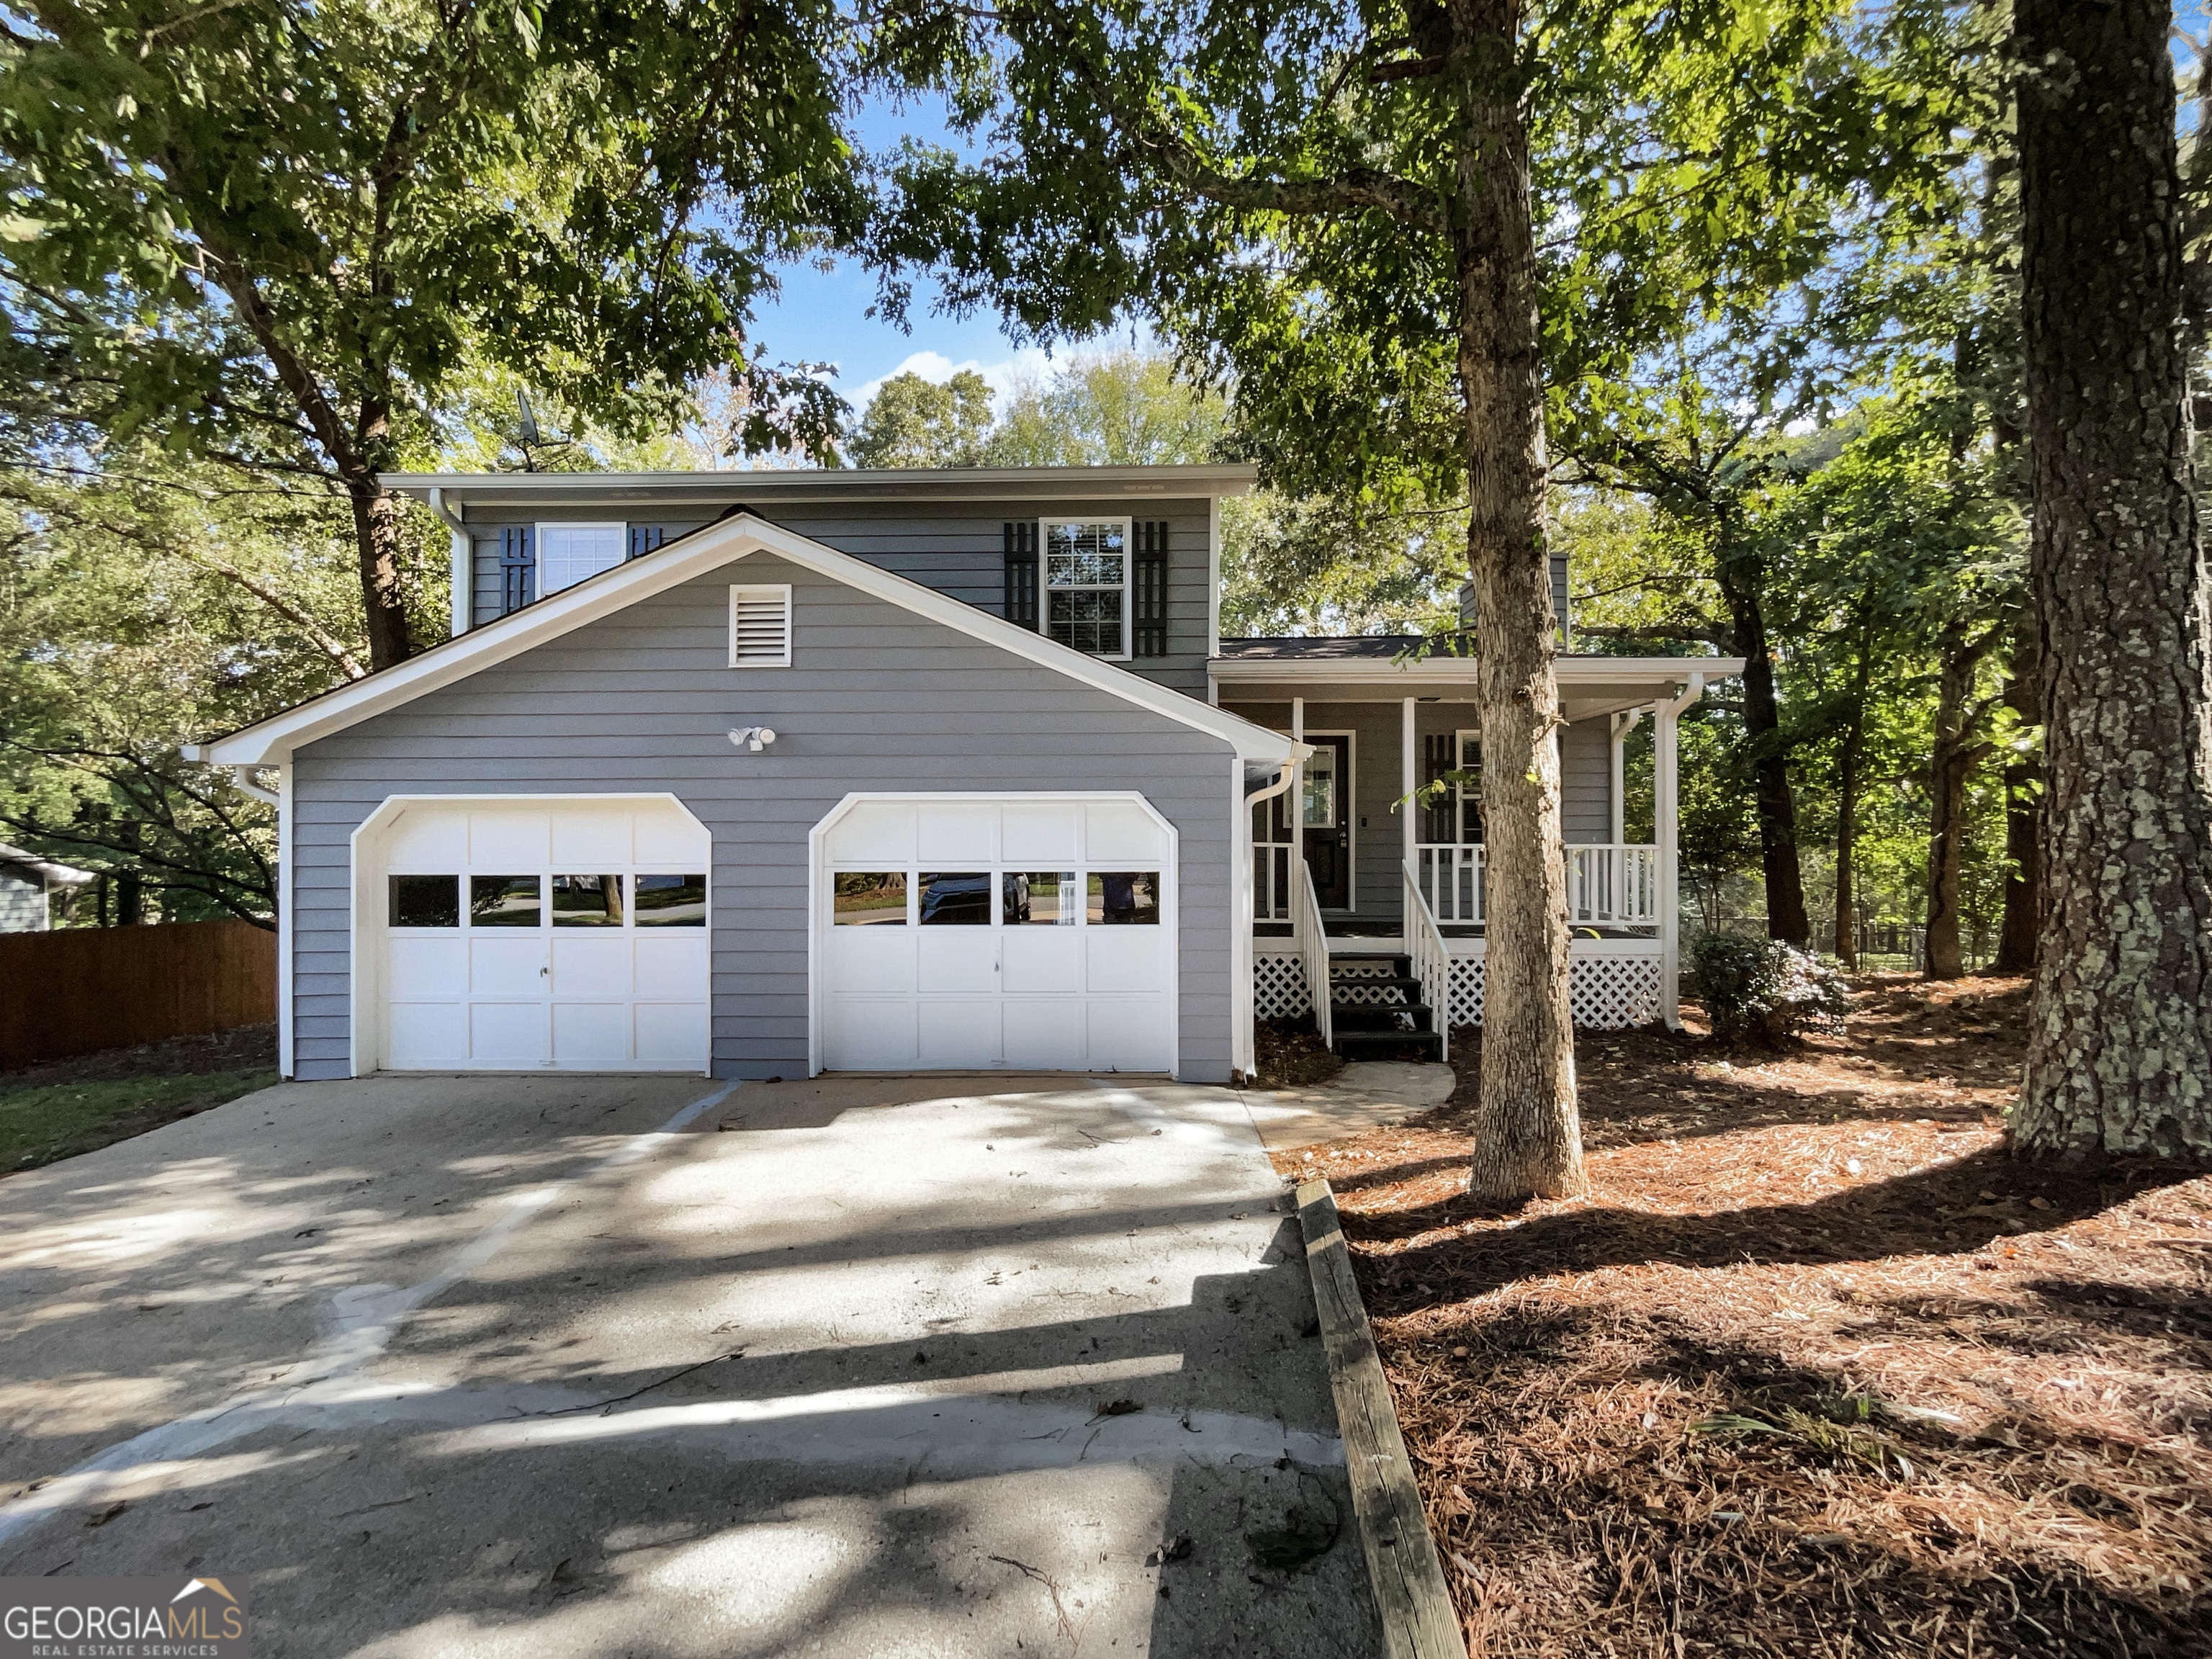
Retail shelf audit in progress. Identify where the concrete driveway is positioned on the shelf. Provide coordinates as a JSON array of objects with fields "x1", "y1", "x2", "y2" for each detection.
[{"x1": 0, "y1": 1071, "x2": 1379, "y2": 1658}]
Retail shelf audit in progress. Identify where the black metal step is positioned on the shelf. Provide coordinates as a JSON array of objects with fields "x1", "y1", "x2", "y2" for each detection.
[{"x1": 1332, "y1": 1029, "x2": 1444, "y2": 1058}]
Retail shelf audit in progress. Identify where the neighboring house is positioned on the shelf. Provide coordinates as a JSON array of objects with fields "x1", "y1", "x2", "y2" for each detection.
[
  {"x1": 0, "y1": 842, "x2": 94, "y2": 932},
  {"x1": 191, "y1": 464, "x2": 1739, "y2": 1084}
]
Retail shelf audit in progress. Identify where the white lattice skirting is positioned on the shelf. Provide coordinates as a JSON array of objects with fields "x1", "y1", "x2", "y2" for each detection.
[
  {"x1": 1254, "y1": 953, "x2": 1310, "y2": 1020},
  {"x1": 1259, "y1": 950, "x2": 1663, "y2": 1029}
]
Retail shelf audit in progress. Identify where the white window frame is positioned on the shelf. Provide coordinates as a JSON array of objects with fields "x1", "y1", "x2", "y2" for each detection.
[
  {"x1": 1039, "y1": 517, "x2": 1133, "y2": 662},
  {"x1": 728, "y1": 583, "x2": 793, "y2": 668},
  {"x1": 534, "y1": 521, "x2": 627, "y2": 596}
]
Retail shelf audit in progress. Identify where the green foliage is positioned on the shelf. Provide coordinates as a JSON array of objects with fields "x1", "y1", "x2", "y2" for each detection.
[
  {"x1": 0, "y1": 449, "x2": 379, "y2": 919},
  {"x1": 850, "y1": 370, "x2": 996, "y2": 468},
  {"x1": 1, "y1": 0, "x2": 875, "y2": 661},
  {"x1": 869, "y1": 0, "x2": 1963, "y2": 508},
  {"x1": 982, "y1": 351, "x2": 1226, "y2": 468},
  {"x1": 1691, "y1": 935, "x2": 1851, "y2": 1047},
  {"x1": 1221, "y1": 493, "x2": 1462, "y2": 638}
]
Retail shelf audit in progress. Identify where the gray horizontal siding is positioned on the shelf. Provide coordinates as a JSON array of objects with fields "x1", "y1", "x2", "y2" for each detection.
[
  {"x1": 464, "y1": 498, "x2": 1213, "y2": 696},
  {"x1": 292, "y1": 550, "x2": 1236, "y2": 1083}
]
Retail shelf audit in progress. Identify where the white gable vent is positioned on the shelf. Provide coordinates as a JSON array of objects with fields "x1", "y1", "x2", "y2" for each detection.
[{"x1": 729, "y1": 584, "x2": 793, "y2": 667}]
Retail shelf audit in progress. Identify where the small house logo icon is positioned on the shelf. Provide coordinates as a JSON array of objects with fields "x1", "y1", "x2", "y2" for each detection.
[{"x1": 172, "y1": 1578, "x2": 240, "y2": 1609}]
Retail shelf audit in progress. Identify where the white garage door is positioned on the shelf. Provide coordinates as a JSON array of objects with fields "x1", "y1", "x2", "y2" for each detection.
[
  {"x1": 819, "y1": 797, "x2": 1175, "y2": 1073},
  {"x1": 372, "y1": 799, "x2": 710, "y2": 1071}
]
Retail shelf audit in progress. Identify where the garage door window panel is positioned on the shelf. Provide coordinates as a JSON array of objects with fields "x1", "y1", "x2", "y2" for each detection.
[
  {"x1": 634, "y1": 874, "x2": 706, "y2": 926},
  {"x1": 834, "y1": 873, "x2": 909, "y2": 925},
  {"x1": 471, "y1": 876, "x2": 541, "y2": 927},
  {"x1": 1088, "y1": 873, "x2": 1161, "y2": 925},
  {"x1": 919, "y1": 872, "x2": 992, "y2": 925},
  {"x1": 390, "y1": 874, "x2": 459, "y2": 928},
  {"x1": 552, "y1": 874, "x2": 624, "y2": 926}
]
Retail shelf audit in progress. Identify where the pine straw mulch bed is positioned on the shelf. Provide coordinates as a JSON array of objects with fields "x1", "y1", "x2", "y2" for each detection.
[
  {"x1": 1269, "y1": 977, "x2": 2212, "y2": 1658},
  {"x1": 1253, "y1": 1015, "x2": 1346, "y2": 1089}
]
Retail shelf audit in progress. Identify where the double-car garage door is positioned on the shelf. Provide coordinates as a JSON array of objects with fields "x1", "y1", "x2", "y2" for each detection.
[{"x1": 361, "y1": 793, "x2": 1175, "y2": 1075}]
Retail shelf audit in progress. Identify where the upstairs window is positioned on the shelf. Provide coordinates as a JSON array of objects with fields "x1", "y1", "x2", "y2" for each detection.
[
  {"x1": 537, "y1": 523, "x2": 626, "y2": 594},
  {"x1": 1043, "y1": 520, "x2": 1128, "y2": 657}
]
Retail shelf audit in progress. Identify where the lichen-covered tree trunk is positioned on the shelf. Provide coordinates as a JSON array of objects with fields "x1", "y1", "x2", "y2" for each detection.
[
  {"x1": 1451, "y1": 0, "x2": 1585, "y2": 1203},
  {"x1": 2012, "y1": 0, "x2": 2212, "y2": 1164}
]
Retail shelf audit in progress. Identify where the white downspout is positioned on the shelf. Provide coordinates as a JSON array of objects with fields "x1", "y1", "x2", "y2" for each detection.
[
  {"x1": 429, "y1": 487, "x2": 470, "y2": 638},
  {"x1": 1238, "y1": 758, "x2": 1300, "y2": 1084},
  {"x1": 1655, "y1": 674, "x2": 1704, "y2": 1029},
  {"x1": 1609, "y1": 708, "x2": 1645, "y2": 846}
]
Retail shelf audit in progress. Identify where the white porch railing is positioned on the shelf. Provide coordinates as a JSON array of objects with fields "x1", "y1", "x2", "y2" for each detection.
[
  {"x1": 1294, "y1": 858, "x2": 1332, "y2": 1046},
  {"x1": 1401, "y1": 860, "x2": 1451, "y2": 1063},
  {"x1": 1415, "y1": 842, "x2": 1660, "y2": 927},
  {"x1": 1255, "y1": 839, "x2": 1297, "y2": 922}
]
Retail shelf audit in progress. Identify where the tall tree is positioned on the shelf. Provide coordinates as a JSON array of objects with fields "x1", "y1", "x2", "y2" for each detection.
[
  {"x1": 873, "y1": 0, "x2": 1913, "y2": 1202},
  {"x1": 2009, "y1": 0, "x2": 2212, "y2": 1164},
  {"x1": 1, "y1": 0, "x2": 865, "y2": 670},
  {"x1": 850, "y1": 369, "x2": 996, "y2": 467}
]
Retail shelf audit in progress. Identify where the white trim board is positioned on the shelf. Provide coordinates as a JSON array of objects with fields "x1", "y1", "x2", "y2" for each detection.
[{"x1": 190, "y1": 511, "x2": 1307, "y2": 769}]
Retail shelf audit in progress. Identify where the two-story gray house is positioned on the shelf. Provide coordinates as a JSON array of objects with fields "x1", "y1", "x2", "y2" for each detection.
[{"x1": 192, "y1": 465, "x2": 1736, "y2": 1084}]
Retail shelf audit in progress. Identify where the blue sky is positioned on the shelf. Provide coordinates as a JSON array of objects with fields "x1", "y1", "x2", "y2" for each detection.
[{"x1": 743, "y1": 92, "x2": 1071, "y2": 410}]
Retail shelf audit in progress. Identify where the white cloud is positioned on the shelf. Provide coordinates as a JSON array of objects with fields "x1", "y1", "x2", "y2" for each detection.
[{"x1": 843, "y1": 346, "x2": 1057, "y2": 414}]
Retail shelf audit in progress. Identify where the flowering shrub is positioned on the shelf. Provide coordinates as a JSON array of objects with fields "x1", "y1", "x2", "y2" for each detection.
[{"x1": 1691, "y1": 934, "x2": 1852, "y2": 1047}]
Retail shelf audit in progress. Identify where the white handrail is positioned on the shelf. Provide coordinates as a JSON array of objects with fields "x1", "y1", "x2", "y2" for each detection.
[
  {"x1": 1295, "y1": 857, "x2": 1332, "y2": 1047},
  {"x1": 1254, "y1": 838, "x2": 1297, "y2": 921},
  {"x1": 1401, "y1": 860, "x2": 1451, "y2": 1064},
  {"x1": 1413, "y1": 842, "x2": 1660, "y2": 927}
]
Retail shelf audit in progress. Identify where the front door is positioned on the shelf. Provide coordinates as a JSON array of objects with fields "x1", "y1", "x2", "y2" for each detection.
[{"x1": 1301, "y1": 735, "x2": 1352, "y2": 909}]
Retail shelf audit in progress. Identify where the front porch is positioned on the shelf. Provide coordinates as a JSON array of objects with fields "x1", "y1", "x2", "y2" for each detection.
[{"x1": 1220, "y1": 641, "x2": 1743, "y2": 1049}]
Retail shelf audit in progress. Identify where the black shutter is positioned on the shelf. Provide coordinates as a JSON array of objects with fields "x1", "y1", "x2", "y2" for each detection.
[
  {"x1": 498, "y1": 526, "x2": 535, "y2": 616},
  {"x1": 1133, "y1": 521, "x2": 1169, "y2": 657},
  {"x1": 1004, "y1": 521, "x2": 1038, "y2": 629},
  {"x1": 628, "y1": 525, "x2": 669, "y2": 559}
]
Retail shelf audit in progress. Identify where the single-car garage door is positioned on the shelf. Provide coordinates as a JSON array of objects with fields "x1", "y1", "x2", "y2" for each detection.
[
  {"x1": 367, "y1": 797, "x2": 711, "y2": 1071},
  {"x1": 819, "y1": 796, "x2": 1175, "y2": 1073}
]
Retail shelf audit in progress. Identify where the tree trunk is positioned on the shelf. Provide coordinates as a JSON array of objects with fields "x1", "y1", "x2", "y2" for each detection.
[
  {"x1": 1834, "y1": 711, "x2": 1863, "y2": 970},
  {"x1": 2012, "y1": 0, "x2": 2212, "y2": 1165},
  {"x1": 349, "y1": 477, "x2": 413, "y2": 673},
  {"x1": 1923, "y1": 626, "x2": 1980, "y2": 979},
  {"x1": 1450, "y1": 0, "x2": 1584, "y2": 1204},
  {"x1": 1714, "y1": 553, "x2": 1811, "y2": 945},
  {"x1": 1992, "y1": 624, "x2": 2041, "y2": 974}
]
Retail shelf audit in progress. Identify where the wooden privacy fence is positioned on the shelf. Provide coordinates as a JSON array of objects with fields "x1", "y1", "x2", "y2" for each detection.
[{"x1": 0, "y1": 919, "x2": 276, "y2": 1071}]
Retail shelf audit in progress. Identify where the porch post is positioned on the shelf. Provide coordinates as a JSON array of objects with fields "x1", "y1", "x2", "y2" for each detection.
[
  {"x1": 1655, "y1": 674, "x2": 1704, "y2": 1028},
  {"x1": 1290, "y1": 696, "x2": 1305, "y2": 941},
  {"x1": 1402, "y1": 697, "x2": 1417, "y2": 916}
]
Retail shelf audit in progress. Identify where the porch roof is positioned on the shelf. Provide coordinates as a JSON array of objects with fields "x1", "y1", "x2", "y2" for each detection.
[{"x1": 1210, "y1": 640, "x2": 1743, "y2": 721}]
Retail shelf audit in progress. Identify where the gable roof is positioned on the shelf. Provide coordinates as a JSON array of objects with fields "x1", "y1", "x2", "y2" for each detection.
[{"x1": 191, "y1": 511, "x2": 1303, "y2": 768}]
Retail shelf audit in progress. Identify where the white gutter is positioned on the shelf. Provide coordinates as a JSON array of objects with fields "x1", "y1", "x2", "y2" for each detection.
[{"x1": 428, "y1": 487, "x2": 471, "y2": 639}]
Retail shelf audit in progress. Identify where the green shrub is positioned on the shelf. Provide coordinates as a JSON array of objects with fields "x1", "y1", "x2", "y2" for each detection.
[{"x1": 1691, "y1": 934, "x2": 1851, "y2": 1047}]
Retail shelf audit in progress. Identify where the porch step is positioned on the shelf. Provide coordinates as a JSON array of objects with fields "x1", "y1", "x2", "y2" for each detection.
[
  {"x1": 1332, "y1": 1029, "x2": 1444, "y2": 1060},
  {"x1": 1325, "y1": 953, "x2": 1441, "y2": 1057}
]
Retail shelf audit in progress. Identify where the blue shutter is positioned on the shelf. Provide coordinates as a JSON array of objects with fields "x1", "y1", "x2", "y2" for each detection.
[
  {"x1": 1133, "y1": 521, "x2": 1169, "y2": 657},
  {"x1": 498, "y1": 526, "x2": 535, "y2": 616},
  {"x1": 1004, "y1": 521, "x2": 1038, "y2": 629}
]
